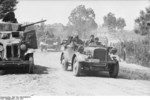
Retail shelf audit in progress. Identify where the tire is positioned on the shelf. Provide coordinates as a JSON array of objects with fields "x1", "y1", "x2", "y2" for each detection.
[
  {"x1": 73, "y1": 57, "x2": 81, "y2": 76},
  {"x1": 41, "y1": 48, "x2": 43, "y2": 52},
  {"x1": 109, "y1": 63, "x2": 119, "y2": 78},
  {"x1": 70, "y1": 65, "x2": 73, "y2": 71},
  {"x1": 45, "y1": 48, "x2": 47, "y2": 52},
  {"x1": 62, "y1": 60, "x2": 68, "y2": 71},
  {"x1": 56, "y1": 48, "x2": 58, "y2": 52},
  {"x1": 0, "y1": 70, "x2": 5, "y2": 75},
  {"x1": 60, "y1": 53, "x2": 64, "y2": 64},
  {"x1": 28, "y1": 55, "x2": 34, "y2": 74}
]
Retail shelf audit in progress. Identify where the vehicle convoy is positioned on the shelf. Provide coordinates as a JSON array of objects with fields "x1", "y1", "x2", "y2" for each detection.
[
  {"x1": 46, "y1": 37, "x2": 61, "y2": 51},
  {"x1": 40, "y1": 37, "x2": 61, "y2": 52},
  {"x1": 40, "y1": 41, "x2": 48, "y2": 52},
  {"x1": 60, "y1": 40, "x2": 119, "y2": 78},
  {"x1": 0, "y1": 12, "x2": 46, "y2": 74}
]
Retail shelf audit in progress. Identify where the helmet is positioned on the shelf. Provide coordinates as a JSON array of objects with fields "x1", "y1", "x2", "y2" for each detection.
[
  {"x1": 75, "y1": 35, "x2": 79, "y2": 39},
  {"x1": 95, "y1": 37, "x2": 99, "y2": 41}
]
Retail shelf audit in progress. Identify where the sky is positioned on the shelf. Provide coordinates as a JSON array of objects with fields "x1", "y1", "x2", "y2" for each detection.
[{"x1": 15, "y1": 0, "x2": 149, "y2": 30}]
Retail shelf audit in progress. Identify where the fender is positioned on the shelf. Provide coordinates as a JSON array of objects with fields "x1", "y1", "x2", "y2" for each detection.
[
  {"x1": 109, "y1": 54, "x2": 120, "y2": 62},
  {"x1": 25, "y1": 49, "x2": 35, "y2": 56},
  {"x1": 74, "y1": 52, "x2": 88, "y2": 62}
]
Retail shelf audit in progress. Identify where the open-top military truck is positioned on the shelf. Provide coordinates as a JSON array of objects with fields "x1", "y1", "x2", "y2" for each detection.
[
  {"x1": 0, "y1": 18, "x2": 46, "y2": 74},
  {"x1": 61, "y1": 42, "x2": 119, "y2": 78}
]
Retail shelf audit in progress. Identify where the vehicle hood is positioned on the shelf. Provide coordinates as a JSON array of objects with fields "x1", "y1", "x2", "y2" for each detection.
[
  {"x1": 84, "y1": 46, "x2": 107, "y2": 56},
  {"x1": 0, "y1": 38, "x2": 21, "y2": 45}
]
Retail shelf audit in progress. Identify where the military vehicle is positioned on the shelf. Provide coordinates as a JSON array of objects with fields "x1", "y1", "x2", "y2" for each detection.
[
  {"x1": 60, "y1": 41, "x2": 119, "y2": 78},
  {"x1": 40, "y1": 41, "x2": 48, "y2": 52},
  {"x1": 40, "y1": 36, "x2": 61, "y2": 52},
  {"x1": 46, "y1": 37, "x2": 61, "y2": 51},
  {"x1": 0, "y1": 13, "x2": 46, "y2": 74}
]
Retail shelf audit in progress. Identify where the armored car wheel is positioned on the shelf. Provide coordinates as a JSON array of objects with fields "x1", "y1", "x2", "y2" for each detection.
[
  {"x1": 73, "y1": 57, "x2": 81, "y2": 76},
  {"x1": 41, "y1": 48, "x2": 43, "y2": 52},
  {"x1": 0, "y1": 70, "x2": 5, "y2": 75},
  {"x1": 109, "y1": 63, "x2": 119, "y2": 78},
  {"x1": 62, "y1": 60, "x2": 68, "y2": 71},
  {"x1": 28, "y1": 55, "x2": 34, "y2": 74},
  {"x1": 60, "y1": 53, "x2": 64, "y2": 64}
]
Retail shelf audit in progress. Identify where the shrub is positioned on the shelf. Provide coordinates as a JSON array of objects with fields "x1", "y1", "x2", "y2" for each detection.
[{"x1": 116, "y1": 39, "x2": 150, "y2": 68}]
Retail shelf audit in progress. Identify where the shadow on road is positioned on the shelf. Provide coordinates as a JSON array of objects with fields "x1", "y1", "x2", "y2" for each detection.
[
  {"x1": 79, "y1": 71, "x2": 110, "y2": 78},
  {"x1": 67, "y1": 67, "x2": 134, "y2": 80},
  {"x1": 77, "y1": 70, "x2": 150, "y2": 81},
  {"x1": 1, "y1": 65, "x2": 50, "y2": 75},
  {"x1": 33, "y1": 65, "x2": 50, "y2": 74}
]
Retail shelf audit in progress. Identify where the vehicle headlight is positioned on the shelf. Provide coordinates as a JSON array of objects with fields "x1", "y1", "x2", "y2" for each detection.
[
  {"x1": 20, "y1": 44, "x2": 27, "y2": 51},
  {"x1": 0, "y1": 45, "x2": 4, "y2": 51},
  {"x1": 87, "y1": 54, "x2": 92, "y2": 58},
  {"x1": 78, "y1": 54, "x2": 89, "y2": 61}
]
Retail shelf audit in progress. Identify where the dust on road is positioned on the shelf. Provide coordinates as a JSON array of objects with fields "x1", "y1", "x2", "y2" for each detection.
[{"x1": 0, "y1": 51, "x2": 150, "y2": 96}]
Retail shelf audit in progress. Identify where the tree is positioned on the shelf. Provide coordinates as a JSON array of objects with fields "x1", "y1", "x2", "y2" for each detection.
[
  {"x1": 116, "y1": 17, "x2": 126, "y2": 31},
  {"x1": 103, "y1": 12, "x2": 117, "y2": 31},
  {"x1": 134, "y1": 7, "x2": 150, "y2": 35},
  {"x1": 103, "y1": 12, "x2": 126, "y2": 32},
  {"x1": 68, "y1": 5, "x2": 97, "y2": 38},
  {"x1": 0, "y1": 0, "x2": 18, "y2": 19}
]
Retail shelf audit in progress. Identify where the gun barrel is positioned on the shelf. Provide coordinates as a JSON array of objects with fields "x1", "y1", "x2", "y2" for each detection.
[{"x1": 22, "y1": 20, "x2": 47, "y2": 28}]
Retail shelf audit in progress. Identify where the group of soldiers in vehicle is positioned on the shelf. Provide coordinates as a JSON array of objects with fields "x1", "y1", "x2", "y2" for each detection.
[{"x1": 61, "y1": 34, "x2": 105, "y2": 50}]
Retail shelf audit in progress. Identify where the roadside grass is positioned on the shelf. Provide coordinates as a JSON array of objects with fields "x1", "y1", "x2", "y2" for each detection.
[{"x1": 98, "y1": 29, "x2": 150, "y2": 68}]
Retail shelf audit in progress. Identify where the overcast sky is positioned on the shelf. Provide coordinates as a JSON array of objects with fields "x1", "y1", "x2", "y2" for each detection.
[{"x1": 15, "y1": 0, "x2": 149, "y2": 30}]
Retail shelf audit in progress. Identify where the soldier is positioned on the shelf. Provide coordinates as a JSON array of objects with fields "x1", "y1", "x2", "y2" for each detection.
[
  {"x1": 73, "y1": 35, "x2": 83, "y2": 50},
  {"x1": 73, "y1": 35, "x2": 83, "y2": 45},
  {"x1": 85, "y1": 35, "x2": 95, "y2": 46},
  {"x1": 89, "y1": 35, "x2": 95, "y2": 43},
  {"x1": 94, "y1": 37, "x2": 101, "y2": 45},
  {"x1": 67, "y1": 36, "x2": 73, "y2": 45},
  {"x1": 2, "y1": 12, "x2": 18, "y2": 23}
]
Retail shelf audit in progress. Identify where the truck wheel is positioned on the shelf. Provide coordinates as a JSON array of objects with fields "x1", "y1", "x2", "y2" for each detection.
[
  {"x1": 56, "y1": 48, "x2": 58, "y2": 52},
  {"x1": 73, "y1": 57, "x2": 81, "y2": 76},
  {"x1": 60, "y1": 53, "x2": 64, "y2": 64},
  {"x1": 0, "y1": 70, "x2": 5, "y2": 75},
  {"x1": 41, "y1": 48, "x2": 43, "y2": 52},
  {"x1": 62, "y1": 60, "x2": 68, "y2": 71},
  {"x1": 109, "y1": 63, "x2": 119, "y2": 78},
  {"x1": 45, "y1": 48, "x2": 47, "y2": 52},
  {"x1": 28, "y1": 55, "x2": 34, "y2": 74}
]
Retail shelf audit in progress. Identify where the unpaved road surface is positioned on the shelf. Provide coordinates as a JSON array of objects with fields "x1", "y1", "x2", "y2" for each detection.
[{"x1": 0, "y1": 51, "x2": 150, "y2": 96}]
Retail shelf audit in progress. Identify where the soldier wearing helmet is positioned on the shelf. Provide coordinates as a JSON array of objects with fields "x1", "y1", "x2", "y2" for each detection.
[
  {"x1": 73, "y1": 35, "x2": 83, "y2": 50},
  {"x1": 94, "y1": 37, "x2": 102, "y2": 45},
  {"x1": 95, "y1": 37, "x2": 99, "y2": 43},
  {"x1": 89, "y1": 35, "x2": 95, "y2": 43},
  {"x1": 2, "y1": 12, "x2": 18, "y2": 23},
  {"x1": 85, "y1": 35, "x2": 95, "y2": 46}
]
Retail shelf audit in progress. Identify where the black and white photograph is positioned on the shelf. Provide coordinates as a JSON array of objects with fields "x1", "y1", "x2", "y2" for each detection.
[{"x1": 0, "y1": 0, "x2": 150, "y2": 98}]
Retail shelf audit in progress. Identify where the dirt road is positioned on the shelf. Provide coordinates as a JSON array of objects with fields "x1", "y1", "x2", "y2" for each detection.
[{"x1": 0, "y1": 51, "x2": 150, "y2": 96}]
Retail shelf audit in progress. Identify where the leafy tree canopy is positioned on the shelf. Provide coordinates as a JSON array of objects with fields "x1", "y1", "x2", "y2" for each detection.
[
  {"x1": 116, "y1": 17, "x2": 126, "y2": 31},
  {"x1": 103, "y1": 12, "x2": 126, "y2": 31},
  {"x1": 68, "y1": 5, "x2": 97, "y2": 37},
  {"x1": 134, "y1": 7, "x2": 150, "y2": 35}
]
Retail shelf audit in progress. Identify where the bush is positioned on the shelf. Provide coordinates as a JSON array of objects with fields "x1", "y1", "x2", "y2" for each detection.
[{"x1": 116, "y1": 39, "x2": 150, "y2": 67}]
